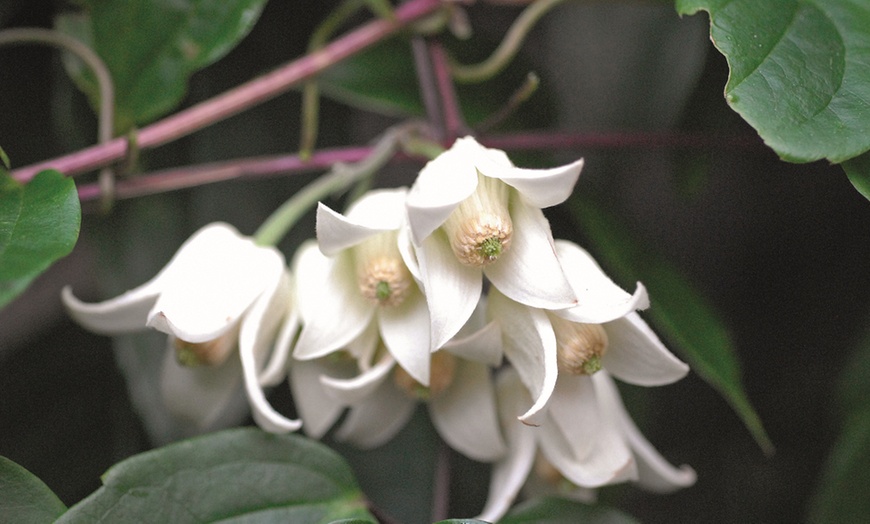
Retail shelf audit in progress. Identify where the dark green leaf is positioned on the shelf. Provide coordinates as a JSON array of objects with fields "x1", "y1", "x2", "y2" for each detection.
[
  {"x1": 0, "y1": 170, "x2": 81, "y2": 309},
  {"x1": 57, "y1": 428, "x2": 375, "y2": 523},
  {"x1": 677, "y1": 0, "x2": 870, "y2": 164},
  {"x1": 843, "y1": 152, "x2": 870, "y2": 202},
  {"x1": 0, "y1": 456, "x2": 67, "y2": 524},
  {"x1": 568, "y1": 197, "x2": 773, "y2": 454},
  {"x1": 434, "y1": 520, "x2": 489, "y2": 524},
  {"x1": 56, "y1": 0, "x2": 268, "y2": 131},
  {"x1": 499, "y1": 497, "x2": 639, "y2": 524}
]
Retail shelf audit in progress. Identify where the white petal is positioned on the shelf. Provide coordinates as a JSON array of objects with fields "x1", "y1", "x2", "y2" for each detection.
[
  {"x1": 289, "y1": 358, "x2": 351, "y2": 438},
  {"x1": 406, "y1": 141, "x2": 479, "y2": 245},
  {"x1": 159, "y1": 340, "x2": 243, "y2": 430},
  {"x1": 334, "y1": 380, "x2": 417, "y2": 448},
  {"x1": 147, "y1": 224, "x2": 286, "y2": 343},
  {"x1": 319, "y1": 353, "x2": 395, "y2": 404},
  {"x1": 378, "y1": 289, "x2": 431, "y2": 385},
  {"x1": 416, "y1": 231, "x2": 482, "y2": 351},
  {"x1": 487, "y1": 289, "x2": 557, "y2": 425},
  {"x1": 238, "y1": 270, "x2": 300, "y2": 433},
  {"x1": 347, "y1": 320, "x2": 381, "y2": 370},
  {"x1": 538, "y1": 374, "x2": 637, "y2": 487},
  {"x1": 398, "y1": 224, "x2": 422, "y2": 283},
  {"x1": 443, "y1": 320, "x2": 503, "y2": 367},
  {"x1": 551, "y1": 240, "x2": 649, "y2": 323},
  {"x1": 430, "y1": 359, "x2": 506, "y2": 461},
  {"x1": 602, "y1": 313, "x2": 689, "y2": 386},
  {"x1": 292, "y1": 243, "x2": 374, "y2": 359},
  {"x1": 598, "y1": 372, "x2": 696, "y2": 492},
  {"x1": 62, "y1": 283, "x2": 161, "y2": 335},
  {"x1": 477, "y1": 369, "x2": 537, "y2": 523},
  {"x1": 316, "y1": 188, "x2": 407, "y2": 256},
  {"x1": 464, "y1": 137, "x2": 583, "y2": 208},
  {"x1": 259, "y1": 276, "x2": 299, "y2": 386},
  {"x1": 485, "y1": 197, "x2": 577, "y2": 310}
]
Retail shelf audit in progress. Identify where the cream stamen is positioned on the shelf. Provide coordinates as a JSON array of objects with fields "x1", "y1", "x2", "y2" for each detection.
[
  {"x1": 442, "y1": 173, "x2": 513, "y2": 267},
  {"x1": 548, "y1": 314, "x2": 608, "y2": 375},
  {"x1": 354, "y1": 231, "x2": 414, "y2": 308}
]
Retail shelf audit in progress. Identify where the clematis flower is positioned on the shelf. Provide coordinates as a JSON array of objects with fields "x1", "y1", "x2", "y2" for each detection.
[
  {"x1": 62, "y1": 222, "x2": 300, "y2": 434},
  {"x1": 291, "y1": 300, "x2": 508, "y2": 462},
  {"x1": 293, "y1": 188, "x2": 433, "y2": 386},
  {"x1": 478, "y1": 367, "x2": 696, "y2": 522},
  {"x1": 406, "y1": 136, "x2": 584, "y2": 351},
  {"x1": 487, "y1": 239, "x2": 684, "y2": 424}
]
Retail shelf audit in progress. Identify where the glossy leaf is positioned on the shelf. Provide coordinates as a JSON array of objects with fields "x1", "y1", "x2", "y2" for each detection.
[
  {"x1": 57, "y1": 428, "x2": 375, "y2": 523},
  {"x1": 499, "y1": 497, "x2": 639, "y2": 524},
  {"x1": 55, "y1": 0, "x2": 268, "y2": 131},
  {"x1": 0, "y1": 170, "x2": 80, "y2": 309},
  {"x1": 0, "y1": 456, "x2": 67, "y2": 524},
  {"x1": 677, "y1": 0, "x2": 870, "y2": 164},
  {"x1": 568, "y1": 197, "x2": 773, "y2": 454}
]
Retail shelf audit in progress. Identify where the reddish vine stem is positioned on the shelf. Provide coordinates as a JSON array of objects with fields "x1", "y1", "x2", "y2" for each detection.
[
  {"x1": 10, "y1": 0, "x2": 444, "y2": 183},
  {"x1": 427, "y1": 40, "x2": 468, "y2": 142}
]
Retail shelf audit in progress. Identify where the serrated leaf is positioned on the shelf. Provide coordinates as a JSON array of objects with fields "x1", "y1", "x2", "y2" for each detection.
[
  {"x1": 0, "y1": 456, "x2": 67, "y2": 524},
  {"x1": 568, "y1": 197, "x2": 773, "y2": 454},
  {"x1": 677, "y1": 0, "x2": 870, "y2": 164},
  {"x1": 0, "y1": 170, "x2": 81, "y2": 309},
  {"x1": 57, "y1": 428, "x2": 376, "y2": 523},
  {"x1": 499, "y1": 497, "x2": 639, "y2": 524},
  {"x1": 55, "y1": 0, "x2": 268, "y2": 131}
]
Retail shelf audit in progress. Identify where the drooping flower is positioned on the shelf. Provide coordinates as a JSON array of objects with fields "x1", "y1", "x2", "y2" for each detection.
[
  {"x1": 478, "y1": 368, "x2": 696, "y2": 522},
  {"x1": 62, "y1": 222, "x2": 300, "y2": 434},
  {"x1": 293, "y1": 188, "x2": 432, "y2": 386},
  {"x1": 406, "y1": 136, "x2": 585, "y2": 351},
  {"x1": 290, "y1": 300, "x2": 508, "y2": 463},
  {"x1": 487, "y1": 239, "x2": 683, "y2": 424}
]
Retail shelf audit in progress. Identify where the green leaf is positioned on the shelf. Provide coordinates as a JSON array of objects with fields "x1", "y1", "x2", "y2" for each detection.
[
  {"x1": 0, "y1": 146, "x2": 10, "y2": 171},
  {"x1": 0, "y1": 170, "x2": 81, "y2": 309},
  {"x1": 56, "y1": 0, "x2": 268, "y2": 131},
  {"x1": 808, "y1": 317, "x2": 870, "y2": 523},
  {"x1": 499, "y1": 497, "x2": 639, "y2": 524},
  {"x1": 568, "y1": 197, "x2": 774, "y2": 455},
  {"x1": 317, "y1": 37, "x2": 425, "y2": 118},
  {"x1": 57, "y1": 428, "x2": 376, "y2": 523},
  {"x1": 843, "y1": 151, "x2": 870, "y2": 202},
  {"x1": 0, "y1": 456, "x2": 67, "y2": 524},
  {"x1": 676, "y1": 0, "x2": 870, "y2": 164}
]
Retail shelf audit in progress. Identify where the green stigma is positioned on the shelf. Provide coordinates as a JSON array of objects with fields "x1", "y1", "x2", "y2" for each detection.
[
  {"x1": 176, "y1": 344, "x2": 202, "y2": 367},
  {"x1": 478, "y1": 237, "x2": 504, "y2": 261},
  {"x1": 582, "y1": 355, "x2": 602, "y2": 375},
  {"x1": 376, "y1": 280, "x2": 391, "y2": 301}
]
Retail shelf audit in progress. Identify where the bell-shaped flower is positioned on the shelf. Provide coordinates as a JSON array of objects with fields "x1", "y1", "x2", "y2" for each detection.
[
  {"x1": 406, "y1": 136, "x2": 584, "y2": 351},
  {"x1": 293, "y1": 188, "x2": 433, "y2": 386},
  {"x1": 62, "y1": 222, "x2": 301, "y2": 434},
  {"x1": 291, "y1": 300, "x2": 508, "y2": 463},
  {"x1": 478, "y1": 368, "x2": 696, "y2": 522},
  {"x1": 487, "y1": 239, "x2": 686, "y2": 425}
]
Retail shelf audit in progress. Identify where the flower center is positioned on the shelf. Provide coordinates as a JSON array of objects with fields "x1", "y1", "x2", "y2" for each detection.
[
  {"x1": 173, "y1": 329, "x2": 237, "y2": 367},
  {"x1": 442, "y1": 173, "x2": 512, "y2": 267},
  {"x1": 393, "y1": 351, "x2": 457, "y2": 400},
  {"x1": 354, "y1": 231, "x2": 414, "y2": 308},
  {"x1": 548, "y1": 314, "x2": 608, "y2": 375}
]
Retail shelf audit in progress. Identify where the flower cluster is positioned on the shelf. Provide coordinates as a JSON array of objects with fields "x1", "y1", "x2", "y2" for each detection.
[{"x1": 63, "y1": 136, "x2": 694, "y2": 520}]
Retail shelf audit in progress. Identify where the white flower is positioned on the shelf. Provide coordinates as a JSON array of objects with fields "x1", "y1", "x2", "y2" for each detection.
[
  {"x1": 290, "y1": 300, "x2": 508, "y2": 462},
  {"x1": 487, "y1": 239, "x2": 684, "y2": 424},
  {"x1": 478, "y1": 368, "x2": 696, "y2": 522},
  {"x1": 62, "y1": 222, "x2": 300, "y2": 433},
  {"x1": 406, "y1": 136, "x2": 584, "y2": 351},
  {"x1": 293, "y1": 188, "x2": 433, "y2": 386}
]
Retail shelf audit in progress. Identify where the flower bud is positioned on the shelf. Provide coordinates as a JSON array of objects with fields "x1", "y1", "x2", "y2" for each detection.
[
  {"x1": 354, "y1": 231, "x2": 414, "y2": 308},
  {"x1": 548, "y1": 314, "x2": 608, "y2": 375},
  {"x1": 442, "y1": 174, "x2": 513, "y2": 267},
  {"x1": 393, "y1": 350, "x2": 457, "y2": 400}
]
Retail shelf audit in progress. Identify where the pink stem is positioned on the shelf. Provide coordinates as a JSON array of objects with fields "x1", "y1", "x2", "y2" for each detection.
[{"x1": 11, "y1": 0, "x2": 444, "y2": 183}]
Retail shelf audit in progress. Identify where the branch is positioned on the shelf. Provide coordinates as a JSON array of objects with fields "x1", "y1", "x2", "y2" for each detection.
[{"x1": 11, "y1": 0, "x2": 444, "y2": 183}]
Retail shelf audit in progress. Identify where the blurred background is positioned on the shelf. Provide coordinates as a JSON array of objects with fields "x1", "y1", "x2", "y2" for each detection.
[{"x1": 2, "y1": 1, "x2": 869, "y2": 522}]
